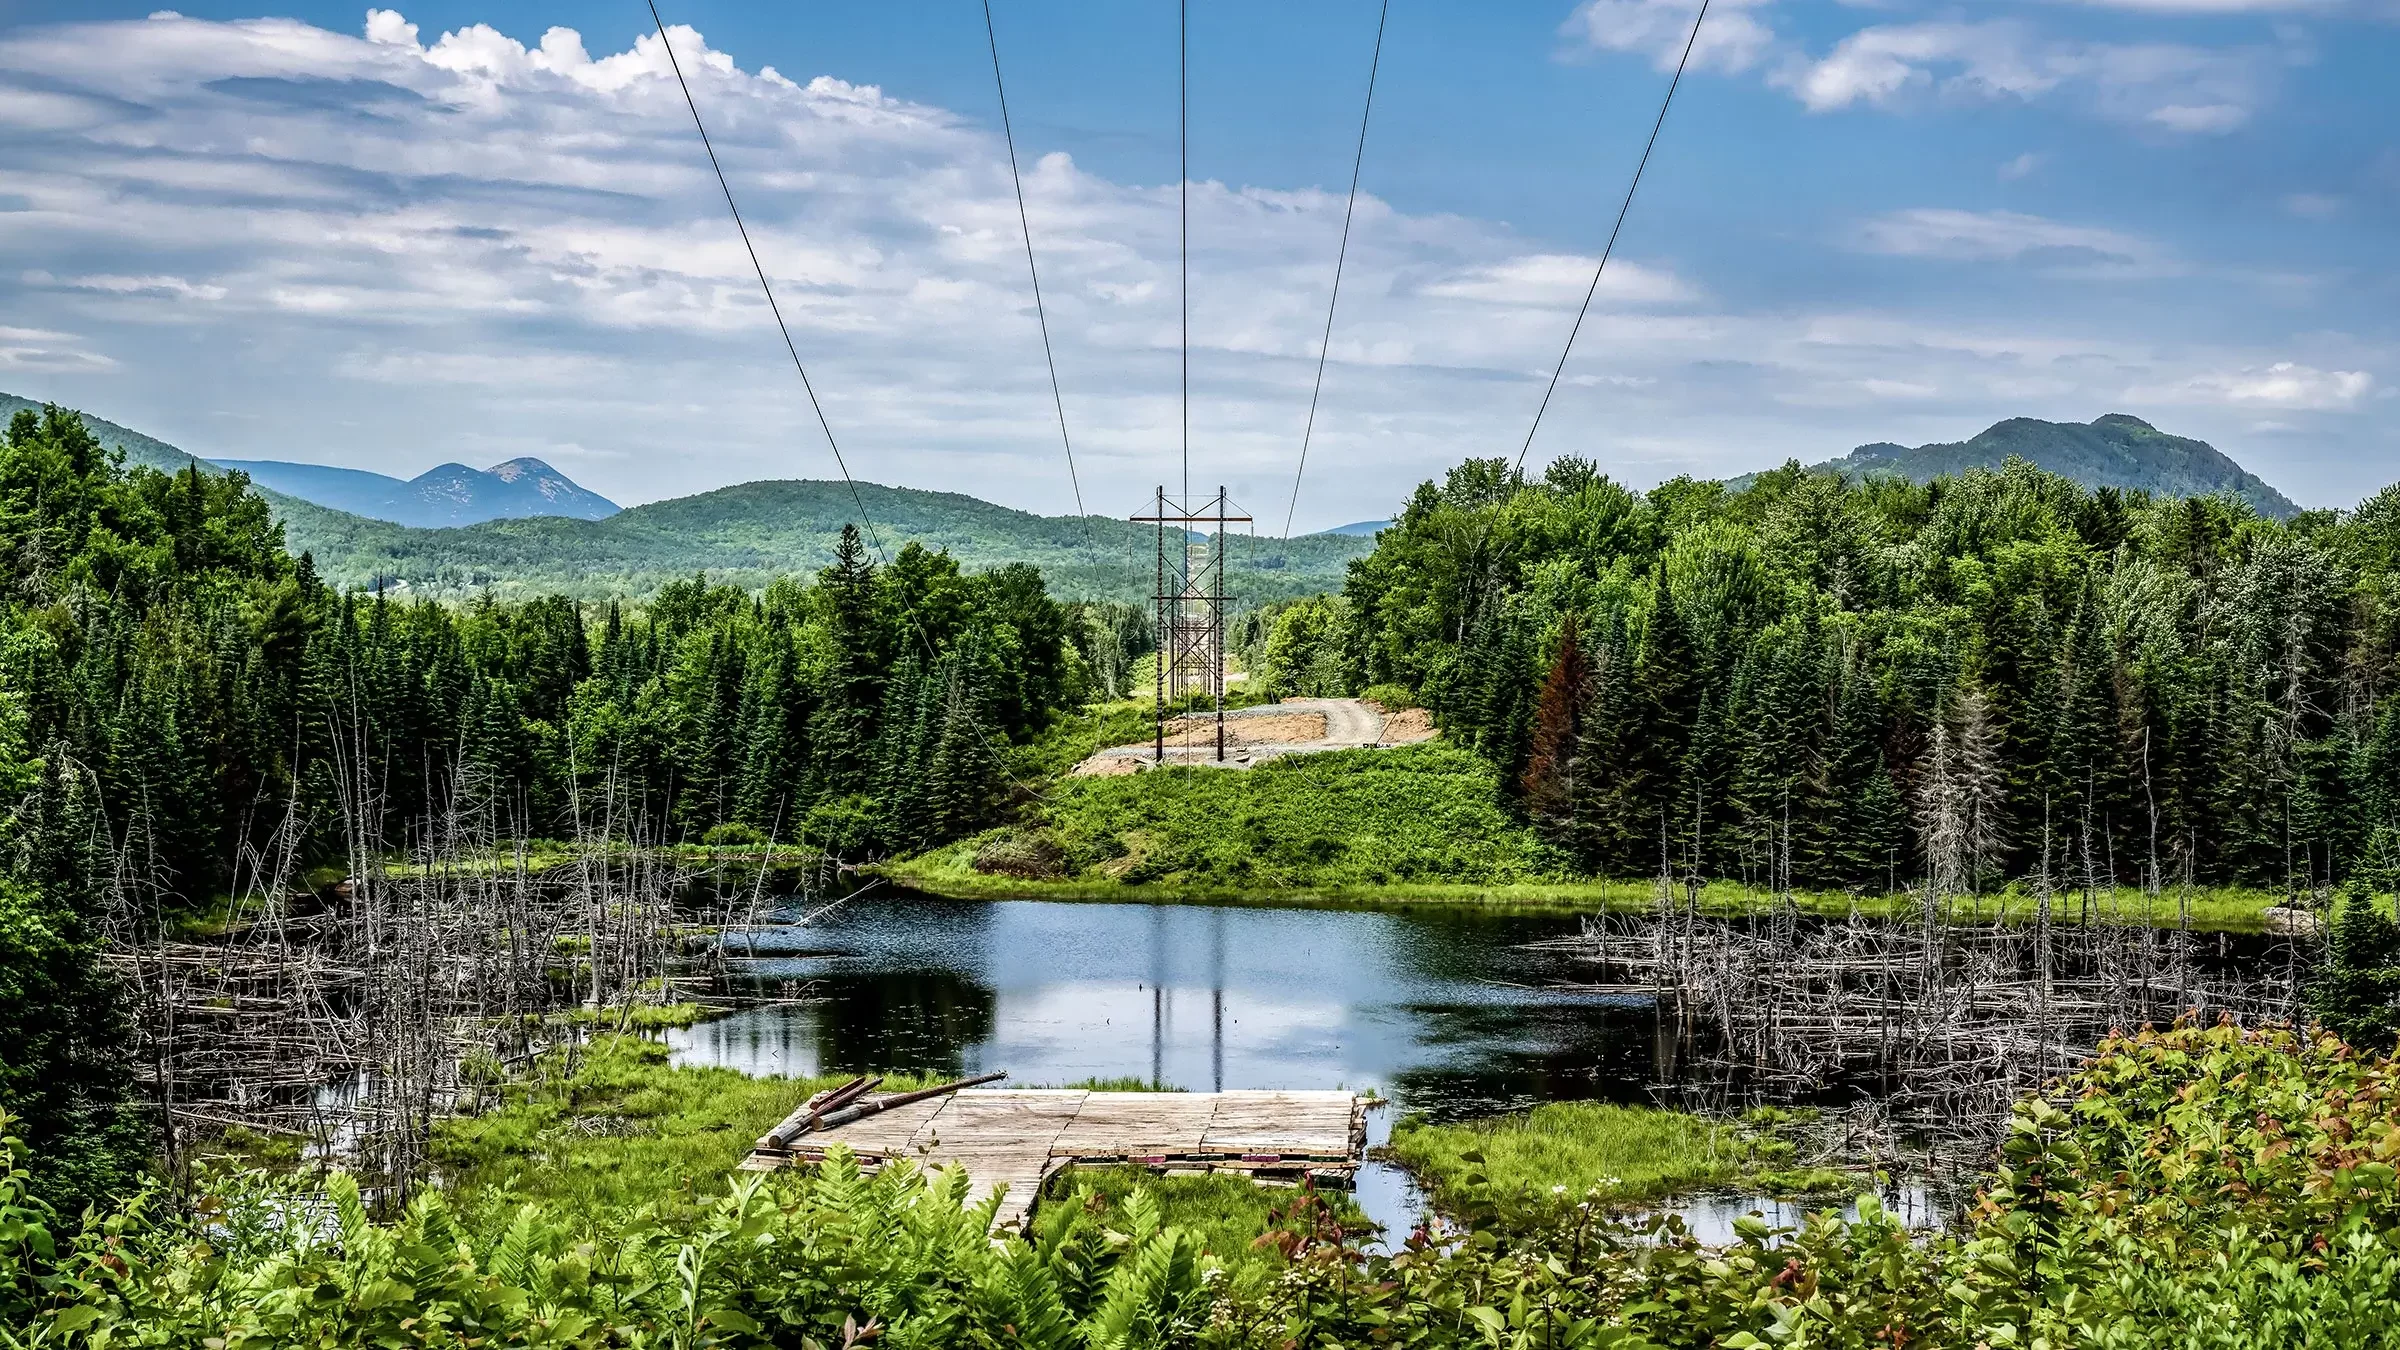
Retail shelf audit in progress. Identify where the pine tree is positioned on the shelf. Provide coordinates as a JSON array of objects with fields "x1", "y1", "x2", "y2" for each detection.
[
  {"x1": 810, "y1": 524, "x2": 885, "y2": 797},
  {"x1": 1, "y1": 746, "x2": 143, "y2": 1214},
  {"x1": 1521, "y1": 613, "x2": 1589, "y2": 841}
]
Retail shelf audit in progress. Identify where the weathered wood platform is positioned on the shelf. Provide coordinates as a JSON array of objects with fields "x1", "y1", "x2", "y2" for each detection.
[{"x1": 742, "y1": 1088, "x2": 1367, "y2": 1234}]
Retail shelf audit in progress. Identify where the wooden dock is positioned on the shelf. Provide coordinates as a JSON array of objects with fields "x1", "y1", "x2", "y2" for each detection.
[{"x1": 742, "y1": 1088, "x2": 1367, "y2": 1234}]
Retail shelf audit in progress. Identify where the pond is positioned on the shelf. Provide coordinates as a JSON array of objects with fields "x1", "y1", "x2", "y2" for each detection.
[
  {"x1": 663, "y1": 888, "x2": 2285, "y2": 1244},
  {"x1": 667, "y1": 891, "x2": 1674, "y2": 1120}
]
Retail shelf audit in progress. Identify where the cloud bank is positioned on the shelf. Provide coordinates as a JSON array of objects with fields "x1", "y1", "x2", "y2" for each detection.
[{"x1": 0, "y1": 9, "x2": 2381, "y2": 524}]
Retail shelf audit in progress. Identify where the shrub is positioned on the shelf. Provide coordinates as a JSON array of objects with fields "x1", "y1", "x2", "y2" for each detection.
[{"x1": 971, "y1": 828, "x2": 1068, "y2": 879}]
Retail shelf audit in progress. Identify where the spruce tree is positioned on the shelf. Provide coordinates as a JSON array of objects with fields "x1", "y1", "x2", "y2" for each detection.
[{"x1": 1521, "y1": 613, "x2": 1589, "y2": 842}]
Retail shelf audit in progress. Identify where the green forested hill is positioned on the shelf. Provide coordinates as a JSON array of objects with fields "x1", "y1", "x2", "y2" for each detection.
[
  {"x1": 272, "y1": 479, "x2": 1371, "y2": 605},
  {"x1": 1787, "y1": 413, "x2": 2302, "y2": 519},
  {"x1": 0, "y1": 392, "x2": 1368, "y2": 604}
]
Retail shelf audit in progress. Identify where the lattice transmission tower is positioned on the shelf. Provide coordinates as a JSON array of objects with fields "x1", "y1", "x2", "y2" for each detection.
[{"x1": 1133, "y1": 487, "x2": 1249, "y2": 763}]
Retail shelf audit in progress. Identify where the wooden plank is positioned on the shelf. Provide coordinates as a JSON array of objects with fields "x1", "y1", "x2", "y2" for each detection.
[
  {"x1": 1050, "y1": 1092, "x2": 1214, "y2": 1156},
  {"x1": 741, "y1": 1088, "x2": 1365, "y2": 1235}
]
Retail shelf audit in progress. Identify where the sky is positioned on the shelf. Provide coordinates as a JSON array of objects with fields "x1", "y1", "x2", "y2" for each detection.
[{"x1": 0, "y1": 1, "x2": 2394, "y2": 530}]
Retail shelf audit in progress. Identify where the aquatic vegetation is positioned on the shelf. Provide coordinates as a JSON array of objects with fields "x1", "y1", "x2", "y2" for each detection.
[
  {"x1": 16, "y1": 1023, "x2": 2400, "y2": 1346},
  {"x1": 1385, "y1": 1100, "x2": 1762, "y2": 1221},
  {"x1": 431, "y1": 1034, "x2": 935, "y2": 1228}
]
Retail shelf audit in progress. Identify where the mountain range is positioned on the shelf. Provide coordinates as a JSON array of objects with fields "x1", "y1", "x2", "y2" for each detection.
[
  {"x1": 212, "y1": 457, "x2": 619, "y2": 527},
  {"x1": 1786, "y1": 413, "x2": 2302, "y2": 520},
  {"x1": 1, "y1": 392, "x2": 2317, "y2": 600}
]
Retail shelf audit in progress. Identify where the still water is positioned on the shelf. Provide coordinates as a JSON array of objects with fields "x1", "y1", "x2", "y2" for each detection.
[
  {"x1": 664, "y1": 891, "x2": 1950, "y2": 1244},
  {"x1": 667, "y1": 892, "x2": 1669, "y2": 1120}
]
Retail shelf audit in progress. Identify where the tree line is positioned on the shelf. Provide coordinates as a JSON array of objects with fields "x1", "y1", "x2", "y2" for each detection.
[
  {"x1": 0, "y1": 406, "x2": 1137, "y2": 909},
  {"x1": 1318, "y1": 455, "x2": 2400, "y2": 894},
  {"x1": 0, "y1": 405, "x2": 1130, "y2": 1209}
]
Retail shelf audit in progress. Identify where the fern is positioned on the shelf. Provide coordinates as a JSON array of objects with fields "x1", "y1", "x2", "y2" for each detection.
[
  {"x1": 1081, "y1": 1229, "x2": 1203, "y2": 1350},
  {"x1": 976, "y1": 1241, "x2": 1079, "y2": 1350},
  {"x1": 488, "y1": 1203, "x2": 543, "y2": 1290}
]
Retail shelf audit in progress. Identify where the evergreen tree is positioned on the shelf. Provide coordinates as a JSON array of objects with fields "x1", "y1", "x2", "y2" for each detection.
[
  {"x1": 1521, "y1": 613, "x2": 1589, "y2": 842},
  {"x1": 809, "y1": 525, "x2": 884, "y2": 797},
  {"x1": 0, "y1": 745, "x2": 143, "y2": 1215}
]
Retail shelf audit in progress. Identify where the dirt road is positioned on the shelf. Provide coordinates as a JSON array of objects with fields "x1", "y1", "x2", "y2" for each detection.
[{"x1": 1073, "y1": 697, "x2": 1433, "y2": 773}]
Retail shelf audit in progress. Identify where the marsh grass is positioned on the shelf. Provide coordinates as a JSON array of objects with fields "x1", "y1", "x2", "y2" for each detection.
[
  {"x1": 1387, "y1": 1102, "x2": 1763, "y2": 1223},
  {"x1": 430, "y1": 1034, "x2": 935, "y2": 1227},
  {"x1": 886, "y1": 854, "x2": 2287, "y2": 931}
]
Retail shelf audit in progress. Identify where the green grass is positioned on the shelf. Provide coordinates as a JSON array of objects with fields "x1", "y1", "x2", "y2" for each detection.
[
  {"x1": 897, "y1": 732, "x2": 2288, "y2": 929},
  {"x1": 1009, "y1": 699, "x2": 1165, "y2": 779},
  {"x1": 885, "y1": 852, "x2": 2289, "y2": 931},
  {"x1": 381, "y1": 839, "x2": 824, "y2": 880},
  {"x1": 430, "y1": 1035, "x2": 937, "y2": 1229},
  {"x1": 969, "y1": 742, "x2": 1558, "y2": 890},
  {"x1": 1045, "y1": 1165, "x2": 1366, "y2": 1274},
  {"x1": 1388, "y1": 1102, "x2": 1801, "y2": 1225}
]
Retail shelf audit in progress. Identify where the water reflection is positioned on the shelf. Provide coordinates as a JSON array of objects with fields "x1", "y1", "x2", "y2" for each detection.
[{"x1": 667, "y1": 893, "x2": 1664, "y2": 1119}]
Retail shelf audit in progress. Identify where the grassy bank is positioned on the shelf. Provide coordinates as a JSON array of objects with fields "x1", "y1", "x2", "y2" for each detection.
[
  {"x1": 884, "y1": 851, "x2": 2290, "y2": 930},
  {"x1": 432, "y1": 1034, "x2": 934, "y2": 1228},
  {"x1": 900, "y1": 730, "x2": 2292, "y2": 928},
  {"x1": 1385, "y1": 1102, "x2": 1852, "y2": 1225},
  {"x1": 962, "y1": 742, "x2": 1555, "y2": 888}
]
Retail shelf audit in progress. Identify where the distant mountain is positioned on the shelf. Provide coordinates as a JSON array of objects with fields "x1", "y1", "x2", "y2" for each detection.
[
  {"x1": 277, "y1": 479, "x2": 1375, "y2": 606},
  {"x1": 0, "y1": 391, "x2": 1367, "y2": 604},
  {"x1": 212, "y1": 456, "x2": 618, "y2": 526},
  {"x1": 1785, "y1": 414, "x2": 2301, "y2": 520},
  {"x1": 1324, "y1": 519, "x2": 1391, "y2": 536}
]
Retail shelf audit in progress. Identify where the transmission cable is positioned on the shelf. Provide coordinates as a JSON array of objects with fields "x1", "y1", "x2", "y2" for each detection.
[
  {"x1": 1512, "y1": 0, "x2": 1712, "y2": 474},
  {"x1": 1179, "y1": 0, "x2": 1190, "y2": 505},
  {"x1": 647, "y1": 6, "x2": 1059, "y2": 802},
  {"x1": 981, "y1": 0, "x2": 1092, "y2": 545},
  {"x1": 644, "y1": 1, "x2": 885, "y2": 560},
  {"x1": 1281, "y1": 0, "x2": 1389, "y2": 540}
]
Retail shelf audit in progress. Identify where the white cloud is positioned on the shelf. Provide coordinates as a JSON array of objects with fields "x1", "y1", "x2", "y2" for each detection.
[
  {"x1": 1559, "y1": 0, "x2": 1779, "y2": 74},
  {"x1": 1417, "y1": 255, "x2": 1696, "y2": 307},
  {"x1": 1998, "y1": 152, "x2": 2045, "y2": 180},
  {"x1": 1772, "y1": 20, "x2": 2281, "y2": 132},
  {"x1": 2050, "y1": 0, "x2": 2330, "y2": 10},
  {"x1": 0, "y1": 325, "x2": 115, "y2": 371},
  {"x1": 2283, "y1": 192, "x2": 2341, "y2": 218},
  {"x1": 1853, "y1": 209, "x2": 2170, "y2": 276},
  {"x1": 2136, "y1": 361, "x2": 2374, "y2": 409}
]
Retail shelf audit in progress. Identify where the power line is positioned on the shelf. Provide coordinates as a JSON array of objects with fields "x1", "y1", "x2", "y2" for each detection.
[
  {"x1": 981, "y1": 0, "x2": 1091, "y2": 543},
  {"x1": 643, "y1": 0, "x2": 885, "y2": 560},
  {"x1": 1282, "y1": 0, "x2": 1390, "y2": 540},
  {"x1": 647, "y1": 6, "x2": 1054, "y2": 802},
  {"x1": 1179, "y1": 0, "x2": 1190, "y2": 505},
  {"x1": 1512, "y1": 0, "x2": 1713, "y2": 475}
]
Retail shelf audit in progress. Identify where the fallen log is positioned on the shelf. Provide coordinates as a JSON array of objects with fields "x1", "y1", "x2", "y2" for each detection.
[
  {"x1": 811, "y1": 1071, "x2": 1008, "y2": 1131},
  {"x1": 757, "y1": 1076, "x2": 866, "y2": 1150}
]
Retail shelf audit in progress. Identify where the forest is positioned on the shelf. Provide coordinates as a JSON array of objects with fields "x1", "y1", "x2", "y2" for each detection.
[
  {"x1": 1266, "y1": 454, "x2": 2400, "y2": 895},
  {"x1": 0, "y1": 405, "x2": 1129, "y2": 915}
]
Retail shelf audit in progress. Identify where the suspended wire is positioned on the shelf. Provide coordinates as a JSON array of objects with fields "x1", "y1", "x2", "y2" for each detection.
[
  {"x1": 1179, "y1": 0, "x2": 1190, "y2": 505},
  {"x1": 643, "y1": 0, "x2": 885, "y2": 560},
  {"x1": 1281, "y1": 0, "x2": 1390, "y2": 540},
  {"x1": 1512, "y1": 0, "x2": 1713, "y2": 475},
  {"x1": 981, "y1": 0, "x2": 1092, "y2": 545},
  {"x1": 647, "y1": 6, "x2": 1059, "y2": 801}
]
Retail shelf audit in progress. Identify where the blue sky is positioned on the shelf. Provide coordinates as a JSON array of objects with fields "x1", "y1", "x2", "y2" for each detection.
[{"x1": 0, "y1": 1, "x2": 2393, "y2": 527}]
